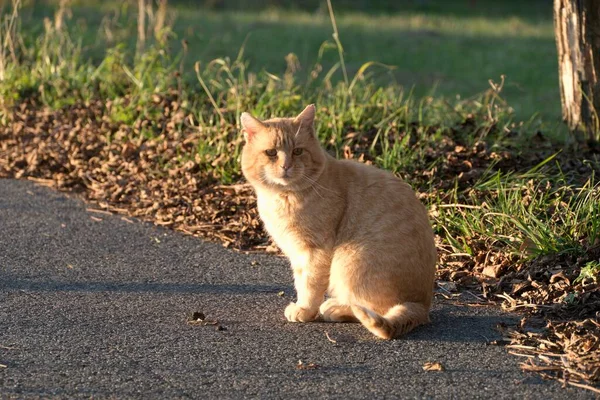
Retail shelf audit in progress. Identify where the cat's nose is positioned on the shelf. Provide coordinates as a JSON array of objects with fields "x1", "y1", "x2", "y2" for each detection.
[{"x1": 281, "y1": 164, "x2": 292, "y2": 171}]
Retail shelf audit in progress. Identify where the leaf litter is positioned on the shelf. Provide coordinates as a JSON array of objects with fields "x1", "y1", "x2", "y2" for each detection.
[{"x1": 1, "y1": 99, "x2": 600, "y2": 391}]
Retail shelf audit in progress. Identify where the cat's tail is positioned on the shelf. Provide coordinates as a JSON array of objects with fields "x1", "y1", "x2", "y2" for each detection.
[{"x1": 350, "y1": 302, "x2": 430, "y2": 340}]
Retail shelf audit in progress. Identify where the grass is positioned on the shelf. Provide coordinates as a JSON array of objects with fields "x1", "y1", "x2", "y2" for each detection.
[
  {"x1": 436, "y1": 165, "x2": 599, "y2": 259},
  {"x1": 575, "y1": 261, "x2": 600, "y2": 283},
  {"x1": 11, "y1": 0, "x2": 560, "y2": 121}
]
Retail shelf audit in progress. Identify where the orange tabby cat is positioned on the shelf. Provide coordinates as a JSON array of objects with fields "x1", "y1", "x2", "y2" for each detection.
[{"x1": 240, "y1": 105, "x2": 437, "y2": 339}]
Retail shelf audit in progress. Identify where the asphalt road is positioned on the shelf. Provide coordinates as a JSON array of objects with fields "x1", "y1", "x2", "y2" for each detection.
[{"x1": 0, "y1": 179, "x2": 594, "y2": 399}]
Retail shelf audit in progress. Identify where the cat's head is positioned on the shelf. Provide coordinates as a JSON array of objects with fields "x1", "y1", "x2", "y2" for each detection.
[{"x1": 240, "y1": 104, "x2": 326, "y2": 191}]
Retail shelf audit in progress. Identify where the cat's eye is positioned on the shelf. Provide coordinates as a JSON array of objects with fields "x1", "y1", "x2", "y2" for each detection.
[
  {"x1": 292, "y1": 148, "x2": 303, "y2": 156},
  {"x1": 265, "y1": 149, "x2": 277, "y2": 157}
]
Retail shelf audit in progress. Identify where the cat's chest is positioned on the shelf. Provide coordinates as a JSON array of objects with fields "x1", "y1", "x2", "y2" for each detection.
[{"x1": 256, "y1": 192, "x2": 320, "y2": 251}]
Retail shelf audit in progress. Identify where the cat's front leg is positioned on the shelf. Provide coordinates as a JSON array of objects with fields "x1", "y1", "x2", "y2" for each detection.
[{"x1": 285, "y1": 249, "x2": 330, "y2": 323}]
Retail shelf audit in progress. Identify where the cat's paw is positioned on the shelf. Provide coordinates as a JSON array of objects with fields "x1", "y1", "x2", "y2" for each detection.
[
  {"x1": 284, "y1": 302, "x2": 318, "y2": 322},
  {"x1": 319, "y1": 299, "x2": 357, "y2": 322}
]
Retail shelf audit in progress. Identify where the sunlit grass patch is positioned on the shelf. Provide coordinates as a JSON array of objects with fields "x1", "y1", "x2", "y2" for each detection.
[
  {"x1": 435, "y1": 159, "x2": 599, "y2": 259},
  {"x1": 11, "y1": 0, "x2": 559, "y2": 120}
]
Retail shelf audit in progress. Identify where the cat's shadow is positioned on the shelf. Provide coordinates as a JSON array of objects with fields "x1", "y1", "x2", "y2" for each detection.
[
  {"x1": 312, "y1": 303, "x2": 516, "y2": 344},
  {"x1": 1, "y1": 277, "x2": 285, "y2": 296},
  {"x1": 401, "y1": 304, "x2": 517, "y2": 343},
  {"x1": 5, "y1": 277, "x2": 514, "y2": 344}
]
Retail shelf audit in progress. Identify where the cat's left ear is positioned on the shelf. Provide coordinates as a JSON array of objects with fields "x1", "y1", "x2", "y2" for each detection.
[
  {"x1": 294, "y1": 104, "x2": 316, "y2": 128},
  {"x1": 240, "y1": 112, "x2": 266, "y2": 141}
]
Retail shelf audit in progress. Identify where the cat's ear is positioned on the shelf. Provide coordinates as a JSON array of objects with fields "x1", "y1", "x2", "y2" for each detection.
[
  {"x1": 240, "y1": 112, "x2": 266, "y2": 141},
  {"x1": 294, "y1": 104, "x2": 316, "y2": 127}
]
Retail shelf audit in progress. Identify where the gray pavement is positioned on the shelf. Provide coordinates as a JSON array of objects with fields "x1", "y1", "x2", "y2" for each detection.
[{"x1": 0, "y1": 179, "x2": 593, "y2": 399}]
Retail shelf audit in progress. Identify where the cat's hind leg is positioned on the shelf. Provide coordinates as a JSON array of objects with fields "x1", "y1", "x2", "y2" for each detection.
[{"x1": 319, "y1": 298, "x2": 358, "y2": 322}]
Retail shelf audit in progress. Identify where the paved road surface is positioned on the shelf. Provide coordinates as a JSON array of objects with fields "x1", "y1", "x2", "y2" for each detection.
[{"x1": 0, "y1": 179, "x2": 593, "y2": 399}]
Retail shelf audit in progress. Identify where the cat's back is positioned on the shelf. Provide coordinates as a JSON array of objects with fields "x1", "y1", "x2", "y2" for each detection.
[
  {"x1": 330, "y1": 159, "x2": 431, "y2": 237},
  {"x1": 332, "y1": 159, "x2": 415, "y2": 203}
]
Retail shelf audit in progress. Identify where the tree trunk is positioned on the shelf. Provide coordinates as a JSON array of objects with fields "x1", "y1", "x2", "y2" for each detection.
[{"x1": 554, "y1": 0, "x2": 600, "y2": 141}]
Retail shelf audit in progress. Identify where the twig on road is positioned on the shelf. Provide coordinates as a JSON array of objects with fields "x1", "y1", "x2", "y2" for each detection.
[{"x1": 325, "y1": 331, "x2": 337, "y2": 344}]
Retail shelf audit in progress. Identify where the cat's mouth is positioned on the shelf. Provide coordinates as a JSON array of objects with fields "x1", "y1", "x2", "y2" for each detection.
[
  {"x1": 271, "y1": 172, "x2": 295, "y2": 186},
  {"x1": 265, "y1": 167, "x2": 303, "y2": 187}
]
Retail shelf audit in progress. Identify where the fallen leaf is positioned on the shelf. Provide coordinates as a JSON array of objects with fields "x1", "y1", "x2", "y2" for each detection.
[
  {"x1": 423, "y1": 362, "x2": 445, "y2": 371},
  {"x1": 188, "y1": 311, "x2": 205, "y2": 322},
  {"x1": 296, "y1": 360, "x2": 319, "y2": 370},
  {"x1": 482, "y1": 264, "x2": 502, "y2": 279},
  {"x1": 519, "y1": 237, "x2": 537, "y2": 256},
  {"x1": 187, "y1": 311, "x2": 219, "y2": 326}
]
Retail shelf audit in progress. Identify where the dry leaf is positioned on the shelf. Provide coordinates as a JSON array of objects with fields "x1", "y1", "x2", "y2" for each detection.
[
  {"x1": 482, "y1": 264, "x2": 502, "y2": 278},
  {"x1": 519, "y1": 237, "x2": 537, "y2": 256},
  {"x1": 423, "y1": 362, "x2": 445, "y2": 371},
  {"x1": 296, "y1": 360, "x2": 319, "y2": 370}
]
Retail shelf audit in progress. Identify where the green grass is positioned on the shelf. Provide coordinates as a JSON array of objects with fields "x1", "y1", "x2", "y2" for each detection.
[
  {"x1": 575, "y1": 261, "x2": 600, "y2": 283},
  {"x1": 13, "y1": 0, "x2": 559, "y2": 121},
  {"x1": 436, "y1": 163, "x2": 599, "y2": 259}
]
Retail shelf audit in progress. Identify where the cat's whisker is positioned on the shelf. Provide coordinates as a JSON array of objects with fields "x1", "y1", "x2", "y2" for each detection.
[
  {"x1": 300, "y1": 173, "x2": 341, "y2": 197},
  {"x1": 298, "y1": 173, "x2": 326, "y2": 197},
  {"x1": 300, "y1": 175, "x2": 324, "y2": 199}
]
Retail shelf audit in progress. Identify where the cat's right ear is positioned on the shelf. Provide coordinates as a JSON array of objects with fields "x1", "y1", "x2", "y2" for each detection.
[{"x1": 240, "y1": 112, "x2": 265, "y2": 142}]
